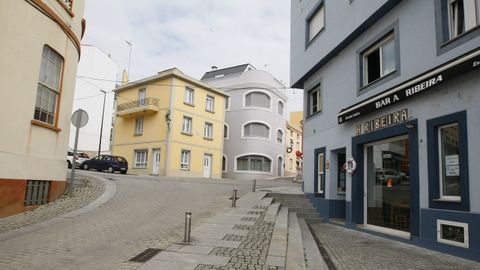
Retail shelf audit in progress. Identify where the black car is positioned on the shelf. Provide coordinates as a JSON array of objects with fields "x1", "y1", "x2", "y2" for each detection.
[{"x1": 82, "y1": 155, "x2": 128, "y2": 174}]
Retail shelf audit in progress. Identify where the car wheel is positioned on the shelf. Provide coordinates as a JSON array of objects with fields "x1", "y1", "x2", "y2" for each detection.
[
  {"x1": 120, "y1": 170, "x2": 127, "y2": 174},
  {"x1": 83, "y1": 163, "x2": 89, "y2": 170},
  {"x1": 107, "y1": 167, "x2": 114, "y2": 173},
  {"x1": 67, "y1": 160, "x2": 72, "y2": 169}
]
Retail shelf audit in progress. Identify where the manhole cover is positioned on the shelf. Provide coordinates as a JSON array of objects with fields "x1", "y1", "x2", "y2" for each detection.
[{"x1": 129, "y1": 248, "x2": 162, "y2": 263}]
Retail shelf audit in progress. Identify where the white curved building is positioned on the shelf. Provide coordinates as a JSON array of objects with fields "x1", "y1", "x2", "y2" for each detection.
[{"x1": 202, "y1": 64, "x2": 287, "y2": 180}]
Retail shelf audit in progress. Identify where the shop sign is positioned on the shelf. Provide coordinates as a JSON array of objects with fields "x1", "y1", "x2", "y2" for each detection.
[
  {"x1": 355, "y1": 109, "x2": 408, "y2": 136},
  {"x1": 338, "y1": 48, "x2": 480, "y2": 124}
]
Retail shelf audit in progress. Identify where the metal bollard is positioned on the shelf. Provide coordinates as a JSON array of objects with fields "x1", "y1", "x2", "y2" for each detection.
[
  {"x1": 252, "y1": 179, "x2": 256, "y2": 192},
  {"x1": 184, "y1": 212, "x2": 192, "y2": 243},
  {"x1": 232, "y1": 189, "x2": 237, "y2": 207}
]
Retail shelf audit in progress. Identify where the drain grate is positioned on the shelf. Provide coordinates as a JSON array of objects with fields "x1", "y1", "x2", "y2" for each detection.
[{"x1": 129, "y1": 248, "x2": 162, "y2": 263}]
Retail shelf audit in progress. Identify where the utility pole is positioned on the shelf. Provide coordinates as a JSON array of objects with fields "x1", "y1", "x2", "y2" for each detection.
[{"x1": 98, "y1": 90, "x2": 107, "y2": 156}]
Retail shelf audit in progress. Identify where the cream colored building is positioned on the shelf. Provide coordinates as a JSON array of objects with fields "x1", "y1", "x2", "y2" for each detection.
[
  {"x1": 112, "y1": 68, "x2": 228, "y2": 178},
  {"x1": 0, "y1": 0, "x2": 85, "y2": 217},
  {"x1": 285, "y1": 112, "x2": 303, "y2": 176}
]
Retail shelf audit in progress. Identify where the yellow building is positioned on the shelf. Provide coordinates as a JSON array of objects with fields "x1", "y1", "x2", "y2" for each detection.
[
  {"x1": 0, "y1": 0, "x2": 85, "y2": 217},
  {"x1": 285, "y1": 112, "x2": 303, "y2": 176},
  {"x1": 112, "y1": 68, "x2": 228, "y2": 178}
]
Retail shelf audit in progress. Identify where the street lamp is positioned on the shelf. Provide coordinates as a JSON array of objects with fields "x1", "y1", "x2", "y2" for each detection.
[{"x1": 98, "y1": 90, "x2": 107, "y2": 156}]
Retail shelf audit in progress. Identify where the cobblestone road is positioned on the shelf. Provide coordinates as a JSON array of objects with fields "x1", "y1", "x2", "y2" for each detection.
[{"x1": 0, "y1": 172, "x2": 297, "y2": 270}]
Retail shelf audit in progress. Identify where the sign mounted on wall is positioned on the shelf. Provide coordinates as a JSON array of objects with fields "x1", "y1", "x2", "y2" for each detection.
[
  {"x1": 337, "y1": 47, "x2": 480, "y2": 124},
  {"x1": 355, "y1": 109, "x2": 408, "y2": 136}
]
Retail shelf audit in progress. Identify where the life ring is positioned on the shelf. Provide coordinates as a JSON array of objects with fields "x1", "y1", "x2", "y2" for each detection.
[{"x1": 343, "y1": 157, "x2": 357, "y2": 175}]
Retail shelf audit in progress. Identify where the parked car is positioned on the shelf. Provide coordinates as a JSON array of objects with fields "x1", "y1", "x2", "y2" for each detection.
[
  {"x1": 376, "y1": 169, "x2": 402, "y2": 185},
  {"x1": 67, "y1": 151, "x2": 90, "y2": 169},
  {"x1": 82, "y1": 155, "x2": 128, "y2": 174}
]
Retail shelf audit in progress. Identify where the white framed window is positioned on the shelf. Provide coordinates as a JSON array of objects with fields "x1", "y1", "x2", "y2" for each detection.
[
  {"x1": 243, "y1": 122, "x2": 270, "y2": 139},
  {"x1": 204, "y1": 122, "x2": 213, "y2": 139},
  {"x1": 182, "y1": 116, "x2": 192, "y2": 134},
  {"x1": 34, "y1": 45, "x2": 63, "y2": 125},
  {"x1": 138, "y1": 88, "x2": 146, "y2": 105},
  {"x1": 277, "y1": 129, "x2": 283, "y2": 144},
  {"x1": 278, "y1": 101, "x2": 284, "y2": 115},
  {"x1": 135, "y1": 118, "x2": 144, "y2": 135},
  {"x1": 224, "y1": 124, "x2": 229, "y2": 139},
  {"x1": 309, "y1": 84, "x2": 322, "y2": 115},
  {"x1": 438, "y1": 123, "x2": 461, "y2": 200},
  {"x1": 206, "y1": 95, "x2": 215, "y2": 112},
  {"x1": 225, "y1": 97, "x2": 230, "y2": 111},
  {"x1": 222, "y1": 155, "x2": 227, "y2": 172},
  {"x1": 245, "y1": 91, "x2": 271, "y2": 109},
  {"x1": 307, "y1": 4, "x2": 325, "y2": 43},
  {"x1": 134, "y1": 150, "x2": 148, "y2": 168},
  {"x1": 181, "y1": 150, "x2": 191, "y2": 170},
  {"x1": 318, "y1": 153, "x2": 325, "y2": 194},
  {"x1": 184, "y1": 87, "x2": 194, "y2": 105},
  {"x1": 362, "y1": 34, "x2": 396, "y2": 86},
  {"x1": 448, "y1": 0, "x2": 480, "y2": 39},
  {"x1": 236, "y1": 155, "x2": 271, "y2": 172},
  {"x1": 437, "y1": 219, "x2": 469, "y2": 248}
]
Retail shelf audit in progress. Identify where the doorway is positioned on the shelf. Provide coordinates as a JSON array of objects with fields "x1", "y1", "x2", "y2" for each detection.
[
  {"x1": 203, "y1": 154, "x2": 212, "y2": 178},
  {"x1": 152, "y1": 149, "x2": 160, "y2": 175},
  {"x1": 277, "y1": 156, "x2": 283, "y2": 177},
  {"x1": 364, "y1": 135, "x2": 410, "y2": 234}
]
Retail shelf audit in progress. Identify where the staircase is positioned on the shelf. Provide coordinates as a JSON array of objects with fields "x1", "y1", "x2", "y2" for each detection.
[{"x1": 266, "y1": 193, "x2": 322, "y2": 222}]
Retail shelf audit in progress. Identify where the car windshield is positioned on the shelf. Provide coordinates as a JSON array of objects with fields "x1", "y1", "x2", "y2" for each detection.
[
  {"x1": 79, "y1": 153, "x2": 89, "y2": 158},
  {"x1": 116, "y1": 157, "x2": 126, "y2": 162}
]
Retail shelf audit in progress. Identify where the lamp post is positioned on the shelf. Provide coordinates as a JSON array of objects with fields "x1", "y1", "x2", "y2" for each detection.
[{"x1": 98, "y1": 90, "x2": 107, "y2": 157}]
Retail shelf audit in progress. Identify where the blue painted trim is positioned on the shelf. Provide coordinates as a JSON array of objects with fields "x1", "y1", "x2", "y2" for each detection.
[
  {"x1": 306, "y1": 193, "x2": 346, "y2": 220},
  {"x1": 426, "y1": 111, "x2": 470, "y2": 211},
  {"x1": 305, "y1": 0, "x2": 325, "y2": 49},
  {"x1": 292, "y1": 0, "x2": 402, "y2": 88},
  {"x1": 314, "y1": 147, "x2": 326, "y2": 197},
  {"x1": 351, "y1": 119, "x2": 420, "y2": 237}
]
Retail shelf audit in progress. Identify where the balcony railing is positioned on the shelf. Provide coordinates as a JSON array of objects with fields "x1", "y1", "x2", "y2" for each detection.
[{"x1": 116, "y1": 97, "x2": 160, "y2": 117}]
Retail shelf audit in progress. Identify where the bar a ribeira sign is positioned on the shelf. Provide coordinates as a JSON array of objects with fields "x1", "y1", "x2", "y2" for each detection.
[{"x1": 355, "y1": 109, "x2": 408, "y2": 136}]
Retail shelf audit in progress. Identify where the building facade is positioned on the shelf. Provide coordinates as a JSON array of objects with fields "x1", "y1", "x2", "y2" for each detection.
[
  {"x1": 285, "y1": 112, "x2": 303, "y2": 177},
  {"x1": 0, "y1": 0, "x2": 85, "y2": 218},
  {"x1": 202, "y1": 64, "x2": 288, "y2": 180},
  {"x1": 112, "y1": 68, "x2": 227, "y2": 178},
  {"x1": 291, "y1": 0, "x2": 480, "y2": 260}
]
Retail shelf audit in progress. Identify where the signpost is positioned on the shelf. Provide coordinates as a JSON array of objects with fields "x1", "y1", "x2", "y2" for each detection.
[{"x1": 69, "y1": 109, "x2": 89, "y2": 194}]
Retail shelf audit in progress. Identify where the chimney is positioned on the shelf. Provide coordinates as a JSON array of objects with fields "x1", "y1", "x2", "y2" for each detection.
[{"x1": 211, "y1": 66, "x2": 218, "y2": 70}]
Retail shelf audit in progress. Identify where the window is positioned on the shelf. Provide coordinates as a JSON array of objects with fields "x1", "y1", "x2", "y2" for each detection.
[
  {"x1": 448, "y1": 0, "x2": 480, "y2": 39},
  {"x1": 134, "y1": 150, "x2": 148, "y2": 168},
  {"x1": 181, "y1": 150, "x2": 191, "y2": 170},
  {"x1": 437, "y1": 220, "x2": 469, "y2": 248},
  {"x1": 206, "y1": 95, "x2": 215, "y2": 112},
  {"x1": 224, "y1": 124, "x2": 229, "y2": 139},
  {"x1": 245, "y1": 92, "x2": 270, "y2": 109},
  {"x1": 277, "y1": 129, "x2": 283, "y2": 144},
  {"x1": 182, "y1": 116, "x2": 192, "y2": 134},
  {"x1": 25, "y1": 180, "x2": 50, "y2": 206},
  {"x1": 306, "y1": 3, "x2": 325, "y2": 43},
  {"x1": 308, "y1": 84, "x2": 322, "y2": 115},
  {"x1": 222, "y1": 155, "x2": 227, "y2": 172},
  {"x1": 243, "y1": 122, "x2": 270, "y2": 138},
  {"x1": 278, "y1": 101, "x2": 284, "y2": 115},
  {"x1": 362, "y1": 34, "x2": 396, "y2": 86},
  {"x1": 225, "y1": 97, "x2": 230, "y2": 110},
  {"x1": 236, "y1": 155, "x2": 271, "y2": 172},
  {"x1": 135, "y1": 118, "x2": 143, "y2": 135},
  {"x1": 204, "y1": 122, "x2": 213, "y2": 139},
  {"x1": 139, "y1": 88, "x2": 146, "y2": 105},
  {"x1": 427, "y1": 111, "x2": 469, "y2": 211},
  {"x1": 34, "y1": 46, "x2": 63, "y2": 125},
  {"x1": 438, "y1": 123, "x2": 460, "y2": 199},
  {"x1": 318, "y1": 152, "x2": 325, "y2": 194},
  {"x1": 184, "y1": 87, "x2": 194, "y2": 105}
]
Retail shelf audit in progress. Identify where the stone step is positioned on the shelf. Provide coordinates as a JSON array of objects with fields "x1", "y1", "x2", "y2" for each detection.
[
  {"x1": 296, "y1": 212, "x2": 321, "y2": 219},
  {"x1": 264, "y1": 202, "x2": 282, "y2": 224},
  {"x1": 286, "y1": 212, "x2": 306, "y2": 270},
  {"x1": 297, "y1": 218, "x2": 329, "y2": 270},
  {"x1": 289, "y1": 208, "x2": 317, "y2": 213},
  {"x1": 266, "y1": 207, "x2": 288, "y2": 268}
]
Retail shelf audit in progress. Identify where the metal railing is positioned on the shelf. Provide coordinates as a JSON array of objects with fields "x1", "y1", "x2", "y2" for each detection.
[{"x1": 117, "y1": 97, "x2": 159, "y2": 113}]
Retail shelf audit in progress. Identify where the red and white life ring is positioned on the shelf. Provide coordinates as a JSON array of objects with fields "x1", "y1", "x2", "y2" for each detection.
[{"x1": 343, "y1": 157, "x2": 357, "y2": 175}]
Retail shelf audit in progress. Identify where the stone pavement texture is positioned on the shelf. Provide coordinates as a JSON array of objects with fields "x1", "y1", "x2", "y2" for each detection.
[
  {"x1": 0, "y1": 171, "x2": 298, "y2": 270},
  {"x1": 308, "y1": 221, "x2": 480, "y2": 270}
]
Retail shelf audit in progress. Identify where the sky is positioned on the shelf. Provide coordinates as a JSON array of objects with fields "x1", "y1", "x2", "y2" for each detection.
[{"x1": 72, "y1": 0, "x2": 304, "y2": 151}]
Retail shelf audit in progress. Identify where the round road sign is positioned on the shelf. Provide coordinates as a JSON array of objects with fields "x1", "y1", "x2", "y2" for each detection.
[{"x1": 71, "y1": 109, "x2": 89, "y2": 128}]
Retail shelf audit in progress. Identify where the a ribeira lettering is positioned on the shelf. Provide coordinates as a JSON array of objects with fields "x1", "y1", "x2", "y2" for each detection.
[
  {"x1": 355, "y1": 109, "x2": 408, "y2": 136},
  {"x1": 405, "y1": 75, "x2": 443, "y2": 97}
]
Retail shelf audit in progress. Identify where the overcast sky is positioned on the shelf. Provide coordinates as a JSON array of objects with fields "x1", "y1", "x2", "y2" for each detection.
[{"x1": 81, "y1": 0, "x2": 304, "y2": 110}]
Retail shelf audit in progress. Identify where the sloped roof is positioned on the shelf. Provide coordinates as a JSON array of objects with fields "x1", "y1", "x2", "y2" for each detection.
[{"x1": 201, "y1": 64, "x2": 255, "y2": 80}]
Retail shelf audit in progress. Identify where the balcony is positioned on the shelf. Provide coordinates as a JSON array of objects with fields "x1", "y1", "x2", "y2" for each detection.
[{"x1": 116, "y1": 97, "x2": 160, "y2": 118}]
